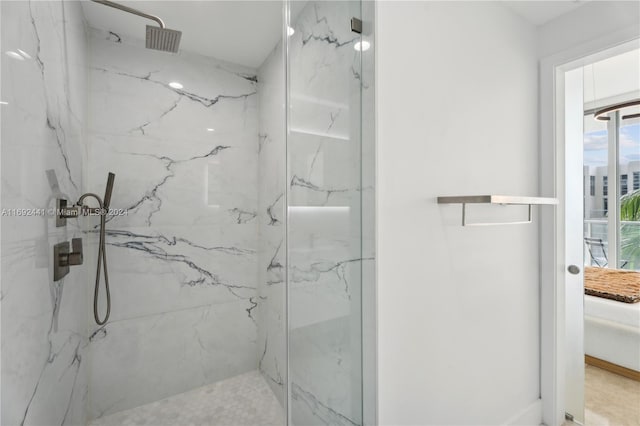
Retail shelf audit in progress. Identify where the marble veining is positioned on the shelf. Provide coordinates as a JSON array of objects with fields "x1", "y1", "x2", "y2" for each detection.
[
  {"x1": 291, "y1": 383, "x2": 359, "y2": 426},
  {"x1": 113, "y1": 145, "x2": 231, "y2": 226},
  {"x1": 90, "y1": 66, "x2": 257, "y2": 110},
  {"x1": 105, "y1": 229, "x2": 255, "y2": 295}
]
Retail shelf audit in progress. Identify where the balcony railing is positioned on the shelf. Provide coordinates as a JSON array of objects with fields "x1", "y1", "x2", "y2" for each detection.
[{"x1": 584, "y1": 218, "x2": 640, "y2": 271}]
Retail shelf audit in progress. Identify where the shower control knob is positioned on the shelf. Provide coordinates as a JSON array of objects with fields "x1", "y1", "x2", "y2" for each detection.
[
  {"x1": 59, "y1": 238, "x2": 83, "y2": 266},
  {"x1": 68, "y1": 238, "x2": 84, "y2": 265},
  {"x1": 54, "y1": 238, "x2": 83, "y2": 281}
]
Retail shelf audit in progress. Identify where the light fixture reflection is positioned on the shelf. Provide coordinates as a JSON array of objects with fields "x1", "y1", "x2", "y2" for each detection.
[
  {"x1": 169, "y1": 81, "x2": 183, "y2": 89},
  {"x1": 287, "y1": 26, "x2": 295, "y2": 37},
  {"x1": 5, "y1": 51, "x2": 25, "y2": 61},
  {"x1": 354, "y1": 40, "x2": 370, "y2": 52},
  {"x1": 17, "y1": 49, "x2": 31, "y2": 59},
  {"x1": 594, "y1": 99, "x2": 640, "y2": 121},
  {"x1": 207, "y1": 128, "x2": 215, "y2": 132}
]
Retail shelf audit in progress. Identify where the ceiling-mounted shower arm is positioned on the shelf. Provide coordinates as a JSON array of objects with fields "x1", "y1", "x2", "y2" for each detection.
[
  {"x1": 90, "y1": 0, "x2": 181, "y2": 53},
  {"x1": 90, "y1": 0, "x2": 165, "y2": 28}
]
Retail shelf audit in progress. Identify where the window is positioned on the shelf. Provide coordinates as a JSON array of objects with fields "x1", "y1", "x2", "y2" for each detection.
[
  {"x1": 583, "y1": 114, "x2": 607, "y2": 221},
  {"x1": 582, "y1": 50, "x2": 640, "y2": 271}
]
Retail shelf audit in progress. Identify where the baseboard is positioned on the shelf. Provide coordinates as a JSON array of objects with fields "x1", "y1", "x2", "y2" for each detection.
[
  {"x1": 585, "y1": 355, "x2": 640, "y2": 382},
  {"x1": 503, "y1": 399, "x2": 542, "y2": 425}
]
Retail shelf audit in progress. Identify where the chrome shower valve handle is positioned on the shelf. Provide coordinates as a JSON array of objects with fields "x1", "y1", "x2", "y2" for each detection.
[{"x1": 59, "y1": 238, "x2": 84, "y2": 267}]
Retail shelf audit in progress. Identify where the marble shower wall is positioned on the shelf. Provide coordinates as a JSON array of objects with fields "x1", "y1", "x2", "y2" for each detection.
[
  {"x1": 85, "y1": 29, "x2": 260, "y2": 420},
  {"x1": 257, "y1": 41, "x2": 287, "y2": 405},
  {"x1": 1, "y1": 1, "x2": 89, "y2": 425}
]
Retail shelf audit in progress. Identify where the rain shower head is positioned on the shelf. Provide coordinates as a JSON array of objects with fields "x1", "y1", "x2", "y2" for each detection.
[
  {"x1": 146, "y1": 25, "x2": 182, "y2": 53},
  {"x1": 91, "y1": 0, "x2": 182, "y2": 53}
]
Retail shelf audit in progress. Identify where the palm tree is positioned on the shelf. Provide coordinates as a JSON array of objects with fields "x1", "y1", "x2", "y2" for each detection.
[
  {"x1": 620, "y1": 189, "x2": 640, "y2": 269},
  {"x1": 621, "y1": 189, "x2": 640, "y2": 220}
]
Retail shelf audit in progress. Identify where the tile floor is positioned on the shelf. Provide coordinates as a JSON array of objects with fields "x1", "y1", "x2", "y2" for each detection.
[
  {"x1": 564, "y1": 364, "x2": 640, "y2": 426},
  {"x1": 88, "y1": 363, "x2": 640, "y2": 426},
  {"x1": 88, "y1": 370, "x2": 284, "y2": 426}
]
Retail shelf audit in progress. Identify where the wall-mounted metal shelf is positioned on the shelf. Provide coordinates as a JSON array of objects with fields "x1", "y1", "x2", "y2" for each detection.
[{"x1": 437, "y1": 195, "x2": 558, "y2": 226}]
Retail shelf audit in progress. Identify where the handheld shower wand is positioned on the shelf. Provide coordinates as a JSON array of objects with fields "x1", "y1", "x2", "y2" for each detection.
[
  {"x1": 104, "y1": 172, "x2": 115, "y2": 210},
  {"x1": 78, "y1": 173, "x2": 115, "y2": 325}
]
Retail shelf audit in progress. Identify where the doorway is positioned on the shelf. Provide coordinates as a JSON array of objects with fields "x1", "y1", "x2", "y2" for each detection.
[{"x1": 562, "y1": 45, "x2": 640, "y2": 425}]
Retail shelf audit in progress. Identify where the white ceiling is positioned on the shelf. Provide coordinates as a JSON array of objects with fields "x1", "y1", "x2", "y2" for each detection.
[
  {"x1": 584, "y1": 48, "x2": 640, "y2": 105},
  {"x1": 501, "y1": 1, "x2": 588, "y2": 26},
  {"x1": 82, "y1": 1, "x2": 591, "y2": 67},
  {"x1": 81, "y1": 0, "x2": 285, "y2": 68}
]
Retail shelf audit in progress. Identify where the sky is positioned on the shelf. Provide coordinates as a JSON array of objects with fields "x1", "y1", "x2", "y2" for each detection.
[{"x1": 584, "y1": 122, "x2": 640, "y2": 168}]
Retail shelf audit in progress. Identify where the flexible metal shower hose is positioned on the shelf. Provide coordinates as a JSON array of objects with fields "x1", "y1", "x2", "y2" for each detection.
[{"x1": 79, "y1": 193, "x2": 111, "y2": 325}]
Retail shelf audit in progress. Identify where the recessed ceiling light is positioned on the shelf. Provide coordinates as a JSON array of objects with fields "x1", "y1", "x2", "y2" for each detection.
[
  {"x1": 17, "y1": 49, "x2": 31, "y2": 59},
  {"x1": 354, "y1": 40, "x2": 370, "y2": 52},
  {"x1": 169, "y1": 81, "x2": 183, "y2": 89},
  {"x1": 287, "y1": 26, "x2": 295, "y2": 37},
  {"x1": 5, "y1": 51, "x2": 25, "y2": 61},
  {"x1": 207, "y1": 128, "x2": 215, "y2": 132}
]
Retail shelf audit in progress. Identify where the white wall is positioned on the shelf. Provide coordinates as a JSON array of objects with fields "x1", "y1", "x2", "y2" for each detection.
[{"x1": 376, "y1": 2, "x2": 540, "y2": 424}]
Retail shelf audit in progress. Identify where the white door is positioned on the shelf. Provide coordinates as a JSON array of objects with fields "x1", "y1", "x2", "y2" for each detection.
[{"x1": 564, "y1": 67, "x2": 585, "y2": 424}]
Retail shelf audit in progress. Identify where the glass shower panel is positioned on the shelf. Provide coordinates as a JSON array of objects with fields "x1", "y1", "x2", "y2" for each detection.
[{"x1": 286, "y1": 1, "x2": 365, "y2": 425}]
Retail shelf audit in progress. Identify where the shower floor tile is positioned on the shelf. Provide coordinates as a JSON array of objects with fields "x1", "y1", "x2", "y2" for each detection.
[{"x1": 88, "y1": 370, "x2": 284, "y2": 426}]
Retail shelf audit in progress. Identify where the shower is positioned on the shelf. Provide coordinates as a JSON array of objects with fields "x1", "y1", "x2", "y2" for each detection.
[
  {"x1": 1, "y1": 1, "x2": 375, "y2": 425},
  {"x1": 90, "y1": 0, "x2": 182, "y2": 53}
]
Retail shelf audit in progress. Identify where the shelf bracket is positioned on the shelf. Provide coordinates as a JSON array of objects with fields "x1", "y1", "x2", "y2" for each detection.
[{"x1": 461, "y1": 203, "x2": 533, "y2": 226}]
